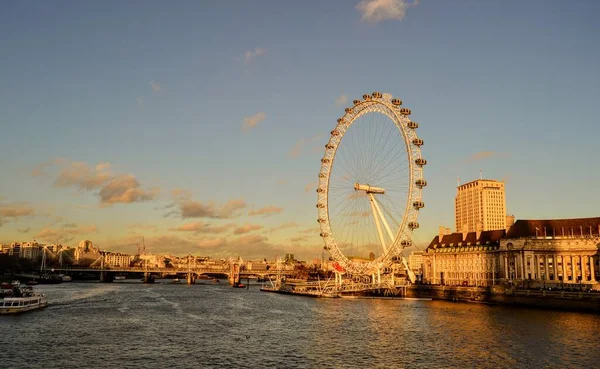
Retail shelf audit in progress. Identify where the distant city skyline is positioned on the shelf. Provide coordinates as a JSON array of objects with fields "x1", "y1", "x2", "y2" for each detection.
[{"x1": 1, "y1": 1, "x2": 599, "y2": 260}]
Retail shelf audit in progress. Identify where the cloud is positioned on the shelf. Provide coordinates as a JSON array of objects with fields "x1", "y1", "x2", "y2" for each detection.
[
  {"x1": 290, "y1": 235, "x2": 310, "y2": 243},
  {"x1": 17, "y1": 227, "x2": 31, "y2": 234},
  {"x1": 266, "y1": 222, "x2": 299, "y2": 233},
  {"x1": 63, "y1": 223, "x2": 78, "y2": 229},
  {"x1": 167, "y1": 191, "x2": 247, "y2": 219},
  {"x1": 99, "y1": 175, "x2": 159, "y2": 205},
  {"x1": 244, "y1": 47, "x2": 267, "y2": 63},
  {"x1": 288, "y1": 134, "x2": 324, "y2": 158},
  {"x1": 233, "y1": 224, "x2": 263, "y2": 235},
  {"x1": 304, "y1": 182, "x2": 316, "y2": 193},
  {"x1": 334, "y1": 94, "x2": 348, "y2": 106},
  {"x1": 181, "y1": 199, "x2": 246, "y2": 219},
  {"x1": 242, "y1": 112, "x2": 266, "y2": 131},
  {"x1": 150, "y1": 80, "x2": 161, "y2": 93},
  {"x1": 96, "y1": 162, "x2": 111, "y2": 172},
  {"x1": 128, "y1": 224, "x2": 159, "y2": 231},
  {"x1": 105, "y1": 232, "x2": 288, "y2": 260},
  {"x1": 38, "y1": 159, "x2": 158, "y2": 205},
  {"x1": 356, "y1": 0, "x2": 419, "y2": 24},
  {"x1": 299, "y1": 227, "x2": 319, "y2": 235},
  {"x1": 248, "y1": 206, "x2": 283, "y2": 217},
  {"x1": 0, "y1": 203, "x2": 34, "y2": 218},
  {"x1": 53, "y1": 160, "x2": 113, "y2": 190},
  {"x1": 169, "y1": 221, "x2": 233, "y2": 234},
  {"x1": 276, "y1": 179, "x2": 287, "y2": 185},
  {"x1": 466, "y1": 151, "x2": 510, "y2": 163},
  {"x1": 31, "y1": 161, "x2": 53, "y2": 177},
  {"x1": 35, "y1": 225, "x2": 98, "y2": 244}
]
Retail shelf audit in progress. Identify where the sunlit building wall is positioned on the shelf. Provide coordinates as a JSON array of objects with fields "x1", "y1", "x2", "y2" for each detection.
[{"x1": 455, "y1": 179, "x2": 506, "y2": 232}]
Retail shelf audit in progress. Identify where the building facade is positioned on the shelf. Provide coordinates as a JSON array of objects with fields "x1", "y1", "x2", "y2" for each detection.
[
  {"x1": 422, "y1": 217, "x2": 600, "y2": 287},
  {"x1": 408, "y1": 251, "x2": 424, "y2": 276},
  {"x1": 455, "y1": 179, "x2": 507, "y2": 232},
  {"x1": 104, "y1": 252, "x2": 133, "y2": 268}
]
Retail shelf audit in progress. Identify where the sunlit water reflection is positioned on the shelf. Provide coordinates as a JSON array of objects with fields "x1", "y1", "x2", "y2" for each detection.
[{"x1": 1, "y1": 282, "x2": 598, "y2": 368}]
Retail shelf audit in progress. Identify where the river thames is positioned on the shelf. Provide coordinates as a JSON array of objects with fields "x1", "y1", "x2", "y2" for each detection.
[{"x1": 1, "y1": 281, "x2": 598, "y2": 369}]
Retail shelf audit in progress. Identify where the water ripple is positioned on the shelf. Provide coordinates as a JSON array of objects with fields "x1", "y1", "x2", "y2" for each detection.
[{"x1": 1, "y1": 283, "x2": 598, "y2": 369}]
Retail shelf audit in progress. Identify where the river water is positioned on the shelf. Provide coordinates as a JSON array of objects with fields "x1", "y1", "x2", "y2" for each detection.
[{"x1": 1, "y1": 281, "x2": 598, "y2": 368}]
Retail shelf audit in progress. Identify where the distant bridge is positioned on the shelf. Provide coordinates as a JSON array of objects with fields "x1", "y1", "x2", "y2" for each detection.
[{"x1": 38, "y1": 265, "x2": 299, "y2": 283}]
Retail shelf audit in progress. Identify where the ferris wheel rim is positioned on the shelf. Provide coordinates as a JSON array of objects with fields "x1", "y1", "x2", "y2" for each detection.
[{"x1": 316, "y1": 93, "x2": 426, "y2": 275}]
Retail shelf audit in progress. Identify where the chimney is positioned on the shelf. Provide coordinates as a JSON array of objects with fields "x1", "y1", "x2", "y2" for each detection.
[
  {"x1": 476, "y1": 222, "x2": 483, "y2": 240},
  {"x1": 505, "y1": 215, "x2": 515, "y2": 231},
  {"x1": 462, "y1": 223, "x2": 469, "y2": 242},
  {"x1": 438, "y1": 226, "x2": 445, "y2": 243}
]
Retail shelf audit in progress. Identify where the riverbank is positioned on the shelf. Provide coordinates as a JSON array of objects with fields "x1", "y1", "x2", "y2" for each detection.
[{"x1": 406, "y1": 285, "x2": 600, "y2": 313}]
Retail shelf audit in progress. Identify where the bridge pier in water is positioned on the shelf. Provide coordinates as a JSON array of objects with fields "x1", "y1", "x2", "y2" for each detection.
[
  {"x1": 99, "y1": 271, "x2": 114, "y2": 283},
  {"x1": 187, "y1": 272, "x2": 195, "y2": 285}
]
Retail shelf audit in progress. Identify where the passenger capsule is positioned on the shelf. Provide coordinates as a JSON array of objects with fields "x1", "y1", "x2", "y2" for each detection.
[
  {"x1": 317, "y1": 218, "x2": 326, "y2": 223},
  {"x1": 320, "y1": 232, "x2": 329, "y2": 238},
  {"x1": 331, "y1": 130, "x2": 339, "y2": 136},
  {"x1": 413, "y1": 201, "x2": 425, "y2": 209},
  {"x1": 412, "y1": 138, "x2": 424, "y2": 146},
  {"x1": 400, "y1": 240, "x2": 411, "y2": 247},
  {"x1": 316, "y1": 203, "x2": 325, "y2": 208},
  {"x1": 372, "y1": 92, "x2": 382, "y2": 98},
  {"x1": 415, "y1": 158, "x2": 427, "y2": 166},
  {"x1": 325, "y1": 144, "x2": 335, "y2": 149},
  {"x1": 316, "y1": 188, "x2": 324, "y2": 193},
  {"x1": 400, "y1": 108, "x2": 411, "y2": 116},
  {"x1": 408, "y1": 222, "x2": 420, "y2": 230},
  {"x1": 391, "y1": 98, "x2": 402, "y2": 106},
  {"x1": 321, "y1": 158, "x2": 330, "y2": 163},
  {"x1": 345, "y1": 108, "x2": 353, "y2": 113},
  {"x1": 415, "y1": 179, "x2": 427, "y2": 188},
  {"x1": 407, "y1": 121, "x2": 418, "y2": 129},
  {"x1": 318, "y1": 173, "x2": 327, "y2": 178},
  {"x1": 353, "y1": 99, "x2": 361, "y2": 105},
  {"x1": 362, "y1": 94, "x2": 372, "y2": 100},
  {"x1": 337, "y1": 118, "x2": 345, "y2": 124},
  {"x1": 323, "y1": 245, "x2": 330, "y2": 251}
]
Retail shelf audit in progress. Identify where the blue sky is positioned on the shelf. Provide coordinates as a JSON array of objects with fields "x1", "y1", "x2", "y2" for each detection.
[{"x1": 1, "y1": 0, "x2": 599, "y2": 260}]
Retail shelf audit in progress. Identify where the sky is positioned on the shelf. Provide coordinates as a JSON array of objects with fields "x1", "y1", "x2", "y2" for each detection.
[{"x1": 1, "y1": 0, "x2": 599, "y2": 260}]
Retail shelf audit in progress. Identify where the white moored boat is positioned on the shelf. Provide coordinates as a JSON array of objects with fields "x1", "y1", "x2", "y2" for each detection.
[{"x1": 0, "y1": 286, "x2": 48, "y2": 315}]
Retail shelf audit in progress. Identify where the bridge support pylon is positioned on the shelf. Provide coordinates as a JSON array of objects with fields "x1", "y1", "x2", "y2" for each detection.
[{"x1": 187, "y1": 273, "x2": 195, "y2": 285}]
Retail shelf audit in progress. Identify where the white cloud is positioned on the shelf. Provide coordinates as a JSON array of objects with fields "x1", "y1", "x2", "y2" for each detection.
[
  {"x1": 243, "y1": 112, "x2": 266, "y2": 131},
  {"x1": 244, "y1": 47, "x2": 267, "y2": 63},
  {"x1": 334, "y1": 94, "x2": 348, "y2": 106},
  {"x1": 150, "y1": 81, "x2": 161, "y2": 92},
  {"x1": 356, "y1": 0, "x2": 418, "y2": 24}
]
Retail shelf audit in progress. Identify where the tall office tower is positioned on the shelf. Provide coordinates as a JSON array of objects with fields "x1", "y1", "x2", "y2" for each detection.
[{"x1": 455, "y1": 179, "x2": 507, "y2": 232}]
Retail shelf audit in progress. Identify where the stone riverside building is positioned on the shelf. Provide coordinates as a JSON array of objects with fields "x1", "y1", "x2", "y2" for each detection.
[{"x1": 422, "y1": 217, "x2": 600, "y2": 287}]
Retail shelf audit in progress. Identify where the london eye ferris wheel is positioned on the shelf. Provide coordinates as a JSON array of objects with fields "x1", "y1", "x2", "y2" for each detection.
[{"x1": 316, "y1": 92, "x2": 427, "y2": 277}]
